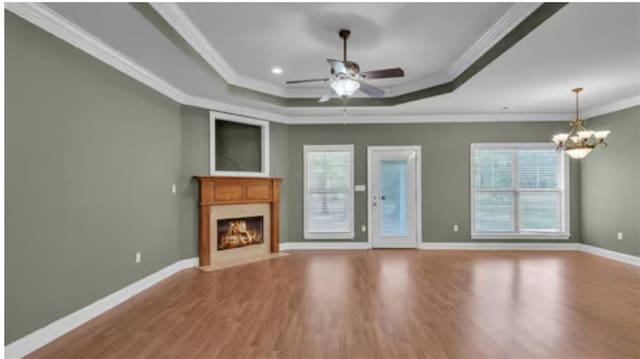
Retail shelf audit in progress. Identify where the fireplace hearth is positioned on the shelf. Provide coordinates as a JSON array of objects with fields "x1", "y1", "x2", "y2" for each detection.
[{"x1": 217, "y1": 216, "x2": 264, "y2": 250}]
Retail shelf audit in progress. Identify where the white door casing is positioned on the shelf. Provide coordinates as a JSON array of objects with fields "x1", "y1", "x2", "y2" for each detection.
[{"x1": 368, "y1": 146, "x2": 421, "y2": 248}]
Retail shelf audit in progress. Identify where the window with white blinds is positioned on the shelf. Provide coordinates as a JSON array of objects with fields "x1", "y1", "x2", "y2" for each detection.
[
  {"x1": 304, "y1": 145, "x2": 355, "y2": 239},
  {"x1": 470, "y1": 143, "x2": 569, "y2": 239}
]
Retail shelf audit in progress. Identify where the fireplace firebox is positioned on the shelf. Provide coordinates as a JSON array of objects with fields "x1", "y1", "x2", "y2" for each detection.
[{"x1": 217, "y1": 216, "x2": 264, "y2": 250}]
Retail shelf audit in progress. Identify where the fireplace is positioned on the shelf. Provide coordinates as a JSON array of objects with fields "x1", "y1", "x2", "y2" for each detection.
[
  {"x1": 217, "y1": 216, "x2": 264, "y2": 250},
  {"x1": 194, "y1": 176, "x2": 282, "y2": 269}
]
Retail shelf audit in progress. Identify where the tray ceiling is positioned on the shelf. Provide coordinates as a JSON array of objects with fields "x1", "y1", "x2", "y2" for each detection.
[{"x1": 8, "y1": 2, "x2": 640, "y2": 122}]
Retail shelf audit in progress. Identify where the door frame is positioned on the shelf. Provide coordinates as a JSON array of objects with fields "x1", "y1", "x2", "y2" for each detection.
[{"x1": 367, "y1": 146, "x2": 422, "y2": 249}]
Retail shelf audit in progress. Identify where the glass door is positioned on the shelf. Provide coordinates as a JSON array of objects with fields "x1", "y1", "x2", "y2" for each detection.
[{"x1": 369, "y1": 147, "x2": 419, "y2": 248}]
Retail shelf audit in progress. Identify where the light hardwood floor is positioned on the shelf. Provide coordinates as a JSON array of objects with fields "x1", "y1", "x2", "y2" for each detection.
[{"x1": 28, "y1": 250, "x2": 640, "y2": 358}]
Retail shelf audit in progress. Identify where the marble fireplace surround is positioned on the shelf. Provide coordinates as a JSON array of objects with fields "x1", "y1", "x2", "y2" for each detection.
[{"x1": 209, "y1": 203, "x2": 271, "y2": 269}]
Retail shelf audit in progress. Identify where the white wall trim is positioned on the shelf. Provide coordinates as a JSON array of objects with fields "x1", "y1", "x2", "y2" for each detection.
[
  {"x1": 288, "y1": 112, "x2": 574, "y2": 124},
  {"x1": 6, "y1": 3, "x2": 636, "y2": 125},
  {"x1": 5, "y1": 243, "x2": 637, "y2": 358},
  {"x1": 583, "y1": 95, "x2": 640, "y2": 119},
  {"x1": 418, "y1": 242, "x2": 580, "y2": 250},
  {"x1": 367, "y1": 146, "x2": 422, "y2": 249},
  {"x1": 578, "y1": 244, "x2": 640, "y2": 266},
  {"x1": 149, "y1": 3, "x2": 287, "y2": 97},
  {"x1": 390, "y1": 3, "x2": 541, "y2": 95},
  {"x1": 281, "y1": 242, "x2": 371, "y2": 250},
  {"x1": 4, "y1": 257, "x2": 199, "y2": 359},
  {"x1": 151, "y1": 2, "x2": 541, "y2": 99},
  {"x1": 209, "y1": 111, "x2": 270, "y2": 177},
  {"x1": 5, "y1": 2, "x2": 186, "y2": 103}
]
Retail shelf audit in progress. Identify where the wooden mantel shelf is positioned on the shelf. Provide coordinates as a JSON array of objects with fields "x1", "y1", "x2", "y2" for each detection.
[{"x1": 193, "y1": 176, "x2": 283, "y2": 267}]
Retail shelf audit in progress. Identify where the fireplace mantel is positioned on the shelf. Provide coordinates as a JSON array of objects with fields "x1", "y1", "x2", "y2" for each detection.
[{"x1": 193, "y1": 176, "x2": 282, "y2": 267}]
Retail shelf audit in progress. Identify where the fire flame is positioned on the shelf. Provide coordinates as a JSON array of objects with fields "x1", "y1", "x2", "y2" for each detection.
[{"x1": 218, "y1": 220, "x2": 262, "y2": 250}]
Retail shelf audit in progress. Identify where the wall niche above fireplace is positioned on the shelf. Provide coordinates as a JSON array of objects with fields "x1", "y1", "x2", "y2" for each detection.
[{"x1": 217, "y1": 216, "x2": 264, "y2": 251}]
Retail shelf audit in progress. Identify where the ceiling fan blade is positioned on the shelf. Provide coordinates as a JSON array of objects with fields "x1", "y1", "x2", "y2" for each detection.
[
  {"x1": 360, "y1": 68, "x2": 405, "y2": 79},
  {"x1": 358, "y1": 80, "x2": 385, "y2": 98},
  {"x1": 327, "y1": 59, "x2": 348, "y2": 74},
  {"x1": 286, "y1": 78, "x2": 329, "y2": 84}
]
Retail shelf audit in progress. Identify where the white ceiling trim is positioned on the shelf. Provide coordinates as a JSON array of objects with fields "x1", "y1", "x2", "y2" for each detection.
[
  {"x1": 288, "y1": 112, "x2": 574, "y2": 125},
  {"x1": 583, "y1": 95, "x2": 640, "y2": 119},
  {"x1": 149, "y1": 3, "x2": 290, "y2": 97},
  {"x1": 5, "y1": 2, "x2": 287, "y2": 124},
  {"x1": 389, "y1": 3, "x2": 542, "y2": 96},
  {"x1": 150, "y1": 2, "x2": 541, "y2": 98},
  {"x1": 5, "y1": 2, "x2": 186, "y2": 104},
  {"x1": 6, "y1": 3, "x2": 633, "y2": 126}
]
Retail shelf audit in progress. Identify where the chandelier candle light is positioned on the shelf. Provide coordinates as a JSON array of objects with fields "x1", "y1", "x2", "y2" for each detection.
[{"x1": 552, "y1": 87, "x2": 610, "y2": 159}]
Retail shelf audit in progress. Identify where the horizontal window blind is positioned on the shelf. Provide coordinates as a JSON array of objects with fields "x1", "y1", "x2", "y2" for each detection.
[
  {"x1": 304, "y1": 146, "x2": 354, "y2": 238},
  {"x1": 471, "y1": 144, "x2": 567, "y2": 238}
]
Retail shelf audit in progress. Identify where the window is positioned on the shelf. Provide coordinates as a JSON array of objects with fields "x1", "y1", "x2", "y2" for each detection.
[
  {"x1": 471, "y1": 143, "x2": 569, "y2": 239},
  {"x1": 210, "y1": 112, "x2": 269, "y2": 177},
  {"x1": 304, "y1": 145, "x2": 354, "y2": 239}
]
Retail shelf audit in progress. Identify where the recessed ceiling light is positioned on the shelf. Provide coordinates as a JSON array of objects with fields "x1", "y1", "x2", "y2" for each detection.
[{"x1": 271, "y1": 66, "x2": 283, "y2": 75}]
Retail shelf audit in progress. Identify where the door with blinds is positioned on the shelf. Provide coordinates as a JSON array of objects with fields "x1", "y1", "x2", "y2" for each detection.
[{"x1": 368, "y1": 146, "x2": 421, "y2": 248}]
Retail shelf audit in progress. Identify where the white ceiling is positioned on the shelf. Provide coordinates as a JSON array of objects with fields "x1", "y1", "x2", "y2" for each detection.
[
  {"x1": 13, "y1": 3, "x2": 640, "y2": 122},
  {"x1": 178, "y1": 2, "x2": 512, "y2": 90}
]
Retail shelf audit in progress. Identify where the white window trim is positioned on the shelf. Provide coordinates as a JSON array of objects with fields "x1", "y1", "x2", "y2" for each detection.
[
  {"x1": 303, "y1": 144, "x2": 355, "y2": 240},
  {"x1": 209, "y1": 111, "x2": 270, "y2": 177},
  {"x1": 470, "y1": 142, "x2": 571, "y2": 240}
]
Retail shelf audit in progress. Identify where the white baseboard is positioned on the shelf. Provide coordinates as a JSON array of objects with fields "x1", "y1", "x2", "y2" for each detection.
[
  {"x1": 418, "y1": 242, "x2": 580, "y2": 250},
  {"x1": 579, "y1": 244, "x2": 640, "y2": 266},
  {"x1": 7, "y1": 243, "x2": 639, "y2": 358},
  {"x1": 281, "y1": 242, "x2": 371, "y2": 250},
  {"x1": 417, "y1": 242, "x2": 639, "y2": 266},
  {"x1": 5, "y1": 257, "x2": 199, "y2": 359}
]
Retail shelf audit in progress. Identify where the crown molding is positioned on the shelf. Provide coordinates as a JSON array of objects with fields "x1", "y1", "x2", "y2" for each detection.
[
  {"x1": 390, "y1": 3, "x2": 542, "y2": 95},
  {"x1": 152, "y1": 3, "x2": 543, "y2": 98},
  {"x1": 5, "y1": 3, "x2": 289, "y2": 124},
  {"x1": 583, "y1": 95, "x2": 640, "y2": 119},
  {"x1": 449, "y1": 3, "x2": 541, "y2": 79},
  {"x1": 150, "y1": 3, "x2": 288, "y2": 97},
  {"x1": 287, "y1": 112, "x2": 573, "y2": 125},
  {"x1": 5, "y1": 3, "x2": 186, "y2": 104},
  {"x1": 7, "y1": 3, "x2": 634, "y2": 125}
]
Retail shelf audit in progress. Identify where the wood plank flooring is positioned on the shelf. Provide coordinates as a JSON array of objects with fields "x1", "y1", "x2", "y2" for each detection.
[{"x1": 28, "y1": 250, "x2": 640, "y2": 358}]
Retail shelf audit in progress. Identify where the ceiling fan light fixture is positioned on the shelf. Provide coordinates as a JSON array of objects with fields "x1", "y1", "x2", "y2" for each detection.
[{"x1": 331, "y1": 78, "x2": 360, "y2": 97}]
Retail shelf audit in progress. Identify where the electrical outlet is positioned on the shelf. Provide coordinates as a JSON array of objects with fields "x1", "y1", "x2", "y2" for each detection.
[
  {"x1": 617, "y1": 232, "x2": 623, "y2": 240},
  {"x1": 135, "y1": 252, "x2": 141, "y2": 263},
  {"x1": 361, "y1": 225, "x2": 367, "y2": 232},
  {"x1": 453, "y1": 224, "x2": 459, "y2": 232},
  {"x1": 171, "y1": 184, "x2": 176, "y2": 194}
]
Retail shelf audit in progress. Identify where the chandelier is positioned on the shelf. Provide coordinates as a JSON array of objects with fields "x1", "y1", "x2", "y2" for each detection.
[{"x1": 552, "y1": 87, "x2": 610, "y2": 159}]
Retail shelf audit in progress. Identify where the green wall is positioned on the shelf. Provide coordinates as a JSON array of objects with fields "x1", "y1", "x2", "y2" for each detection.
[
  {"x1": 5, "y1": 7, "x2": 638, "y2": 349},
  {"x1": 285, "y1": 122, "x2": 582, "y2": 243},
  {"x1": 580, "y1": 106, "x2": 640, "y2": 255},
  {"x1": 177, "y1": 107, "x2": 290, "y2": 259},
  {"x1": 5, "y1": 13, "x2": 182, "y2": 343}
]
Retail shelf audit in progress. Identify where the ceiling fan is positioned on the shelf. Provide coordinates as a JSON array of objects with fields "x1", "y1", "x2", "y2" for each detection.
[{"x1": 286, "y1": 29, "x2": 405, "y2": 102}]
